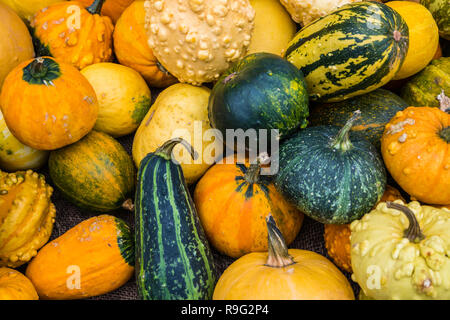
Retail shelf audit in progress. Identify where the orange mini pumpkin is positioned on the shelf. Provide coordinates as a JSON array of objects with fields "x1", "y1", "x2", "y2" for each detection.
[
  {"x1": 77, "y1": 0, "x2": 133, "y2": 23},
  {"x1": 381, "y1": 107, "x2": 450, "y2": 205},
  {"x1": 0, "y1": 57, "x2": 98, "y2": 150},
  {"x1": 113, "y1": 1, "x2": 177, "y2": 88},
  {"x1": 0, "y1": 268, "x2": 38, "y2": 300},
  {"x1": 31, "y1": 0, "x2": 114, "y2": 70},
  {"x1": 194, "y1": 156, "x2": 304, "y2": 258}
]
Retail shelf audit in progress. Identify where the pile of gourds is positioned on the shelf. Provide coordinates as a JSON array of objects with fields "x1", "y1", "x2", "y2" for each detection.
[{"x1": 0, "y1": 0, "x2": 449, "y2": 300}]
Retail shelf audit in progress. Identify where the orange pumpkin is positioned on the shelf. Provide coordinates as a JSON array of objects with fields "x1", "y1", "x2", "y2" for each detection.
[
  {"x1": 194, "y1": 156, "x2": 304, "y2": 258},
  {"x1": 113, "y1": 1, "x2": 177, "y2": 88},
  {"x1": 324, "y1": 185, "x2": 406, "y2": 272},
  {"x1": 77, "y1": 0, "x2": 133, "y2": 23},
  {"x1": 381, "y1": 107, "x2": 449, "y2": 205},
  {"x1": 0, "y1": 57, "x2": 98, "y2": 150},
  {"x1": 0, "y1": 268, "x2": 38, "y2": 300},
  {"x1": 31, "y1": 0, "x2": 114, "y2": 70}
]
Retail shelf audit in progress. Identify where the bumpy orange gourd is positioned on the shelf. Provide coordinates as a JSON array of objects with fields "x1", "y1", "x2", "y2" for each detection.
[
  {"x1": 0, "y1": 268, "x2": 38, "y2": 300},
  {"x1": 194, "y1": 156, "x2": 304, "y2": 258},
  {"x1": 381, "y1": 107, "x2": 450, "y2": 205},
  {"x1": 0, "y1": 57, "x2": 98, "y2": 150},
  {"x1": 26, "y1": 215, "x2": 134, "y2": 300},
  {"x1": 31, "y1": 0, "x2": 114, "y2": 70},
  {"x1": 324, "y1": 185, "x2": 406, "y2": 272},
  {"x1": 77, "y1": 0, "x2": 133, "y2": 23},
  {"x1": 0, "y1": 170, "x2": 56, "y2": 268},
  {"x1": 113, "y1": 1, "x2": 176, "y2": 88}
]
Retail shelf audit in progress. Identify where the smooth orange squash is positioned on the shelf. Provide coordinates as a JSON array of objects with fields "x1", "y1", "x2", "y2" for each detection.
[
  {"x1": 77, "y1": 0, "x2": 133, "y2": 23},
  {"x1": 0, "y1": 268, "x2": 38, "y2": 300}
]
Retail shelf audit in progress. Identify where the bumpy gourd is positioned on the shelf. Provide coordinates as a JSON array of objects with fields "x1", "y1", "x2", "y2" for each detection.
[
  {"x1": 0, "y1": 268, "x2": 38, "y2": 300},
  {"x1": 31, "y1": 0, "x2": 114, "y2": 70},
  {"x1": 144, "y1": 0, "x2": 255, "y2": 85},
  {"x1": 0, "y1": 170, "x2": 56, "y2": 268},
  {"x1": 351, "y1": 201, "x2": 450, "y2": 299}
]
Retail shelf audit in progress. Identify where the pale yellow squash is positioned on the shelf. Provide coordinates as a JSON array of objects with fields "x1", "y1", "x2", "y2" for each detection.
[
  {"x1": 0, "y1": 0, "x2": 64, "y2": 22},
  {"x1": 81, "y1": 63, "x2": 152, "y2": 138}
]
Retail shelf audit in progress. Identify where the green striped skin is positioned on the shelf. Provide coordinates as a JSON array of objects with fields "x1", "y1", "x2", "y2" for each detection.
[
  {"x1": 208, "y1": 52, "x2": 309, "y2": 151},
  {"x1": 48, "y1": 131, "x2": 136, "y2": 212},
  {"x1": 135, "y1": 139, "x2": 216, "y2": 300},
  {"x1": 309, "y1": 89, "x2": 408, "y2": 151},
  {"x1": 274, "y1": 116, "x2": 386, "y2": 224},
  {"x1": 284, "y1": 1, "x2": 409, "y2": 103},
  {"x1": 421, "y1": 0, "x2": 450, "y2": 40},
  {"x1": 115, "y1": 217, "x2": 135, "y2": 267},
  {"x1": 401, "y1": 57, "x2": 450, "y2": 108}
]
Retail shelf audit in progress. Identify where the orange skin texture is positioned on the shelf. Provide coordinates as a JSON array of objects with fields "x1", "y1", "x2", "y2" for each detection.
[
  {"x1": 381, "y1": 107, "x2": 450, "y2": 205},
  {"x1": 113, "y1": 1, "x2": 177, "y2": 88},
  {"x1": 0, "y1": 57, "x2": 98, "y2": 150},
  {"x1": 25, "y1": 215, "x2": 134, "y2": 300},
  {"x1": 0, "y1": 268, "x2": 38, "y2": 300},
  {"x1": 77, "y1": 0, "x2": 134, "y2": 23},
  {"x1": 194, "y1": 157, "x2": 304, "y2": 258},
  {"x1": 31, "y1": 1, "x2": 114, "y2": 70},
  {"x1": 213, "y1": 249, "x2": 355, "y2": 300},
  {"x1": 324, "y1": 185, "x2": 406, "y2": 273}
]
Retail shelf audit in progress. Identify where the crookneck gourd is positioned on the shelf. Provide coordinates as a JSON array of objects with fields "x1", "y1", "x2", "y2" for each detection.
[{"x1": 0, "y1": 170, "x2": 56, "y2": 268}]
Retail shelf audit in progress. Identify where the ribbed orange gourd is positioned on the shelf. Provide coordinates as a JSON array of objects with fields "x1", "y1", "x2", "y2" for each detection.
[
  {"x1": 77, "y1": 0, "x2": 133, "y2": 23},
  {"x1": 0, "y1": 170, "x2": 56, "y2": 268},
  {"x1": 31, "y1": 0, "x2": 114, "y2": 70},
  {"x1": 381, "y1": 107, "x2": 450, "y2": 205},
  {"x1": 194, "y1": 156, "x2": 304, "y2": 258},
  {"x1": 113, "y1": 0, "x2": 176, "y2": 87},
  {"x1": 0, "y1": 57, "x2": 98, "y2": 150},
  {"x1": 0, "y1": 268, "x2": 38, "y2": 300}
]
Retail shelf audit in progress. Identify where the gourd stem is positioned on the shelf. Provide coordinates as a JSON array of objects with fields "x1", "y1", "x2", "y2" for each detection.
[
  {"x1": 437, "y1": 90, "x2": 450, "y2": 113},
  {"x1": 330, "y1": 110, "x2": 361, "y2": 151},
  {"x1": 244, "y1": 159, "x2": 261, "y2": 184},
  {"x1": 30, "y1": 57, "x2": 48, "y2": 79},
  {"x1": 265, "y1": 215, "x2": 296, "y2": 268},
  {"x1": 122, "y1": 199, "x2": 134, "y2": 212},
  {"x1": 156, "y1": 60, "x2": 170, "y2": 76},
  {"x1": 440, "y1": 127, "x2": 450, "y2": 143},
  {"x1": 155, "y1": 138, "x2": 198, "y2": 162},
  {"x1": 386, "y1": 202, "x2": 425, "y2": 243},
  {"x1": 87, "y1": 0, "x2": 106, "y2": 15}
]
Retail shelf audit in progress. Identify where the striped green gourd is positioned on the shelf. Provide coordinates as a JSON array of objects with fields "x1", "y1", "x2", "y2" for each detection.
[
  {"x1": 135, "y1": 138, "x2": 216, "y2": 300},
  {"x1": 284, "y1": 1, "x2": 409, "y2": 102}
]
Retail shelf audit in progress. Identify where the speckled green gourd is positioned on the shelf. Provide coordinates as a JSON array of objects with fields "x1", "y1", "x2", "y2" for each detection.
[{"x1": 420, "y1": 0, "x2": 450, "y2": 40}]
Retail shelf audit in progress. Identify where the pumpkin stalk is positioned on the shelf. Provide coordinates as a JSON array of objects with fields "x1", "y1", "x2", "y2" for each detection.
[
  {"x1": 265, "y1": 215, "x2": 295, "y2": 268},
  {"x1": 437, "y1": 90, "x2": 450, "y2": 113},
  {"x1": 245, "y1": 159, "x2": 261, "y2": 184},
  {"x1": 155, "y1": 138, "x2": 199, "y2": 162},
  {"x1": 122, "y1": 199, "x2": 134, "y2": 212},
  {"x1": 30, "y1": 58, "x2": 48, "y2": 79},
  {"x1": 386, "y1": 202, "x2": 425, "y2": 243},
  {"x1": 87, "y1": 0, "x2": 106, "y2": 15},
  {"x1": 330, "y1": 110, "x2": 361, "y2": 151}
]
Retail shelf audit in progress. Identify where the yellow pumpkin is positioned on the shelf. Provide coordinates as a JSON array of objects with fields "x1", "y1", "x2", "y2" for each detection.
[
  {"x1": 387, "y1": 1, "x2": 439, "y2": 80},
  {"x1": 81, "y1": 62, "x2": 151, "y2": 137},
  {"x1": 213, "y1": 216, "x2": 355, "y2": 300},
  {"x1": 0, "y1": 0, "x2": 64, "y2": 21},
  {"x1": 247, "y1": 0, "x2": 296, "y2": 56},
  {"x1": 132, "y1": 83, "x2": 221, "y2": 184},
  {"x1": 0, "y1": 3, "x2": 35, "y2": 88},
  {"x1": 0, "y1": 57, "x2": 98, "y2": 150},
  {"x1": 31, "y1": 0, "x2": 114, "y2": 70},
  {"x1": 113, "y1": 0, "x2": 177, "y2": 88},
  {"x1": 0, "y1": 268, "x2": 38, "y2": 300}
]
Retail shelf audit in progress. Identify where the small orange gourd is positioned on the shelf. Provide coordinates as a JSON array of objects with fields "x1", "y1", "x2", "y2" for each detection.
[
  {"x1": 0, "y1": 268, "x2": 38, "y2": 300},
  {"x1": 77, "y1": 0, "x2": 133, "y2": 23}
]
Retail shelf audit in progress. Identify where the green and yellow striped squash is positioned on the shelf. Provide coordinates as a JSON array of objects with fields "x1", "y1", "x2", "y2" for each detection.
[{"x1": 284, "y1": 1, "x2": 409, "y2": 102}]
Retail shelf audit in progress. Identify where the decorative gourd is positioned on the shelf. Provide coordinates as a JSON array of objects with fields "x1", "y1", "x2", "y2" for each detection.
[
  {"x1": 401, "y1": 57, "x2": 450, "y2": 108},
  {"x1": 77, "y1": 0, "x2": 133, "y2": 23},
  {"x1": 279, "y1": 0, "x2": 361, "y2": 26},
  {"x1": 0, "y1": 3, "x2": 34, "y2": 88},
  {"x1": 309, "y1": 88, "x2": 408, "y2": 151},
  {"x1": 0, "y1": 170, "x2": 56, "y2": 268},
  {"x1": 135, "y1": 138, "x2": 216, "y2": 300},
  {"x1": 351, "y1": 201, "x2": 450, "y2": 299},
  {"x1": 284, "y1": 1, "x2": 409, "y2": 102},
  {"x1": 386, "y1": 1, "x2": 439, "y2": 80},
  {"x1": 194, "y1": 156, "x2": 304, "y2": 258},
  {"x1": 0, "y1": 268, "x2": 38, "y2": 300},
  {"x1": 48, "y1": 131, "x2": 135, "y2": 212},
  {"x1": 420, "y1": 0, "x2": 449, "y2": 40},
  {"x1": 0, "y1": 0, "x2": 64, "y2": 22},
  {"x1": 0, "y1": 110, "x2": 49, "y2": 172},
  {"x1": 113, "y1": 0, "x2": 177, "y2": 88},
  {"x1": 208, "y1": 53, "x2": 309, "y2": 152},
  {"x1": 26, "y1": 215, "x2": 134, "y2": 300},
  {"x1": 31, "y1": 0, "x2": 114, "y2": 70},
  {"x1": 324, "y1": 185, "x2": 406, "y2": 273},
  {"x1": 274, "y1": 111, "x2": 387, "y2": 224},
  {"x1": 144, "y1": 0, "x2": 255, "y2": 85},
  {"x1": 0, "y1": 57, "x2": 98, "y2": 150},
  {"x1": 213, "y1": 215, "x2": 355, "y2": 300},
  {"x1": 247, "y1": 0, "x2": 296, "y2": 56},
  {"x1": 381, "y1": 106, "x2": 450, "y2": 205},
  {"x1": 133, "y1": 83, "x2": 221, "y2": 184},
  {"x1": 81, "y1": 62, "x2": 152, "y2": 137}
]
